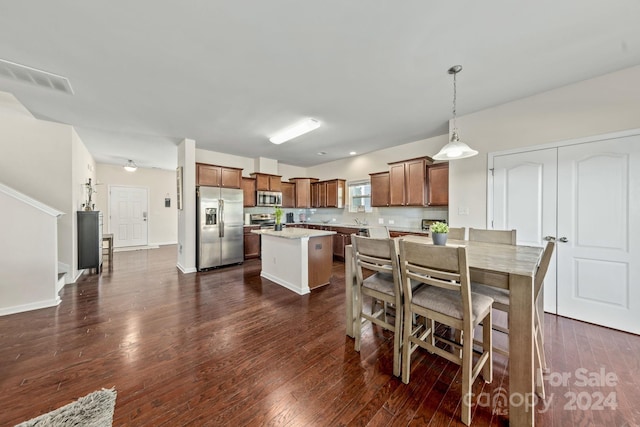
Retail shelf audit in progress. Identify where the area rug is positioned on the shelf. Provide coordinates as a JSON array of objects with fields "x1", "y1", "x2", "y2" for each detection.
[{"x1": 15, "y1": 388, "x2": 117, "y2": 427}]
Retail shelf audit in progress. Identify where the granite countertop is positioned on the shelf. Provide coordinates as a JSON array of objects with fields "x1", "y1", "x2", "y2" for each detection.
[
  {"x1": 251, "y1": 227, "x2": 336, "y2": 239},
  {"x1": 285, "y1": 222, "x2": 428, "y2": 234}
]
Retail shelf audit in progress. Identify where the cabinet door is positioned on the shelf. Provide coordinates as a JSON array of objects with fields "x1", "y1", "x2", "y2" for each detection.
[
  {"x1": 370, "y1": 172, "x2": 390, "y2": 207},
  {"x1": 197, "y1": 164, "x2": 221, "y2": 186},
  {"x1": 242, "y1": 178, "x2": 256, "y2": 207},
  {"x1": 243, "y1": 229, "x2": 261, "y2": 259},
  {"x1": 389, "y1": 163, "x2": 406, "y2": 206},
  {"x1": 281, "y1": 182, "x2": 295, "y2": 208},
  {"x1": 293, "y1": 179, "x2": 312, "y2": 208},
  {"x1": 311, "y1": 182, "x2": 324, "y2": 207},
  {"x1": 268, "y1": 176, "x2": 282, "y2": 192},
  {"x1": 325, "y1": 180, "x2": 344, "y2": 208},
  {"x1": 254, "y1": 174, "x2": 269, "y2": 190},
  {"x1": 427, "y1": 163, "x2": 449, "y2": 206},
  {"x1": 405, "y1": 159, "x2": 427, "y2": 206},
  {"x1": 221, "y1": 168, "x2": 242, "y2": 188}
]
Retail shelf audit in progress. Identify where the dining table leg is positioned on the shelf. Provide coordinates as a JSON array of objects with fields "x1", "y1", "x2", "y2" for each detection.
[
  {"x1": 508, "y1": 273, "x2": 536, "y2": 426},
  {"x1": 345, "y1": 244, "x2": 355, "y2": 338}
]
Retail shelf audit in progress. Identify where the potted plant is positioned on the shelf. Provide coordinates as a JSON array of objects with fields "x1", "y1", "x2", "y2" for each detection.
[
  {"x1": 274, "y1": 207, "x2": 284, "y2": 231},
  {"x1": 430, "y1": 221, "x2": 449, "y2": 246}
]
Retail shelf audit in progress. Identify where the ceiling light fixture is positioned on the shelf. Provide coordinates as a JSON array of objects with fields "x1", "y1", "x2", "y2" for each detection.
[
  {"x1": 269, "y1": 118, "x2": 320, "y2": 144},
  {"x1": 124, "y1": 159, "x2": 138, "y2": 172},
  {"x1": 433, "y1": 65, "x2": 478, "y2": 161},
  {"x1": 349, "y1": 151, "x2": 357, "y2": 155}
]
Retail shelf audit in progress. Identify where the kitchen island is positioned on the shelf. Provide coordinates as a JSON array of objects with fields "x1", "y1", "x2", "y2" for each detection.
[{"x1": 252, "y1": 227, "x2": 336, "y2": 295}]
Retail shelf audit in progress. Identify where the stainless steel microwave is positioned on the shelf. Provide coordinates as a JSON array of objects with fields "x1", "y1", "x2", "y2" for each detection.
[{"x1": 256, "y1": 190, "x2": 282, "y2": 207}]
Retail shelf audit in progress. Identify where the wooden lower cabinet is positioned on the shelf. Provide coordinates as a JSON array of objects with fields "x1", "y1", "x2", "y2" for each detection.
[
  {"x1": 243, "y1": 226, "x2": 260, "y2": 259},
  {"x1": 308, "y1": 235, "x2": 333, "y2": 289},
  {"x1": 331, "y1": 226, "x2": 357, "y2": 260}
]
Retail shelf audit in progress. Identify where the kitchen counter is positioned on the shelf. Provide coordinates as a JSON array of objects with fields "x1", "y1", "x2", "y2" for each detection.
[
  {"x1": 254, "y1": 228, "x2": 334, "y2": 295},
  {"x1": 282, "y1": 222, "x2": 429, "y2": 235},
  {"x1": 251, "y1": 227, "x2": 336, "y2": 239}
]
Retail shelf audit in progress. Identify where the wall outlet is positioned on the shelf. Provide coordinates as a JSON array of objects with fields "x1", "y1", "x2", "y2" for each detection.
[
  {"x1": 458, "y1": 207, "x2": 470, "y2": 215},
  {"x1": 388, "y1": 219, "x2": 395, "y2": 224},
  {"x1": 378, "y1": 218, "x2": 384, "y2": 224}
]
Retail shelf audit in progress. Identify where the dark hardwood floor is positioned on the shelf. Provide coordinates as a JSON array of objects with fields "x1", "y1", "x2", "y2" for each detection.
[{"x1": 1, "y1": 245, "x2": 638, "y2": 426}]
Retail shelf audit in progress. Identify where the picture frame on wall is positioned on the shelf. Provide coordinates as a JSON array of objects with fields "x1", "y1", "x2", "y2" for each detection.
[{"x1": 176, "y1": 166, "x2": 183, "y2": 210}]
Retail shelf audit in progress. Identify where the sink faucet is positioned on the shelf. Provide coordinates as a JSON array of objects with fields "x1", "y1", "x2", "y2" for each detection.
[{"x1": 354, "y1": 218, "x2": 368, "y2": 226}]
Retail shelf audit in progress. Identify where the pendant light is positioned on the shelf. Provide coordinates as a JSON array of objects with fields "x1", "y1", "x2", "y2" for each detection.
[
  {"x1": 433, "y1": 65, "x2": 478, "y2": 160},
  {"x1": 124, "y1": 159, "x2": 137, "y2": 172}
]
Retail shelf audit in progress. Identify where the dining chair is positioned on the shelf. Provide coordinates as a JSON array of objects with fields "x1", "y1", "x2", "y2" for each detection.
[
  {"x1": 468, "y1": 227, "x2": 516, "y2": 245},
  {"x1": 399, "y1": 240, "x2": 493, "y2": 426},
  {"x1": 471, "y1": 240, "x2": 555, "y2": 398},
  {"x1": 351, "y1": 234, "x2": 404, "y2": 376},
  {"x1": 367, "y1": 226, "x2": 390, "y2": 238},
  {"x1": 448, "y1": 226, "x2": 466, "y2": 240}
]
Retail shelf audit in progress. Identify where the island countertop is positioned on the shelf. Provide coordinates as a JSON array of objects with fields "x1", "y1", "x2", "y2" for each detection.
[{"x1": 251, "y1": 228, "x2": 336, "y2": 239}]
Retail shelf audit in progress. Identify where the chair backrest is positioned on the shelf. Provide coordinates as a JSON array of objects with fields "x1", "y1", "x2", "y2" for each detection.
[
  {"x1": 398, "y1": 240, "x2": 471, "y2": 319},
  {"x1": 534, "y1": 240, "x2": 555, "y2": 299},
  {"x1": 448, "y1": 227, "x2": 466, "y2": 240},
  {"x1": 468, "y1": 228, "x2": 516, "y2": 245},
  {"x1": 351, "y1": 234, "x2": 400, "y2": 291},
  {"x1": 367, "y1": 226, "x2": 390, "y2": 238}
]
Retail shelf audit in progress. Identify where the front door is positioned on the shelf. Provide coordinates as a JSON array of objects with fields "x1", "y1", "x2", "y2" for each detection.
[{"x1": 109, "y1": 186, "x2": 148, "y2": 247}]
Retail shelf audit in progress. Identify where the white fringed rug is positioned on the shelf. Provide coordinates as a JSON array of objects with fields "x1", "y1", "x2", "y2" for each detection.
[{"x1": 15, "y1": 388, "x2": 117, "y2": 427}]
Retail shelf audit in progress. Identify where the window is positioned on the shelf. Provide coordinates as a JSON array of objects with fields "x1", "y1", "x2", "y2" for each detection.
[{"x1": 348, "y1": 180, "x2": 372, "y2": 213}]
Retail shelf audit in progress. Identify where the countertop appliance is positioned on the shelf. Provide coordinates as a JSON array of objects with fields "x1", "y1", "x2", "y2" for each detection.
[
  {"x1": 256, "y1": 190, "x2": 282, "y2": 207},
  {"x1": 421, "y1": 218, "x2": 446, "y2": 231},
  {"x1": 286, "y1": 212, "x2": 294, "y2": 223},
  {"x1": 197, "y1": 186, "x2": 244, "y2": 270}
]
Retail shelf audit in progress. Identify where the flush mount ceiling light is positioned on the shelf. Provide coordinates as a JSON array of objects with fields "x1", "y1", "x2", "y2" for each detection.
[
  {"x1": 433, "y1": 65, "x2": 478, "y2": 161},
  {"x1": 269, "y1": 118, "x2": 320, "y2": 144},
  {"x1": 124, "y1": 159, "x2": 138, "y2": 172}
]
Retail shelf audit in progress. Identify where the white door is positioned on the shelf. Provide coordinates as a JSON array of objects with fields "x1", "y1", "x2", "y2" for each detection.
[
  {"x1": 110, "y1": 186, "x2": 148, "y2": 247},
  {"x1": 490, "y1": 135, "x2": 640, "y2": 334},
  {"x1": 492, "y1": 148, "x2": 558, "y2": 312},
  {"x1": 557, "y1": 136, "x2": 640, "y2": 334}
]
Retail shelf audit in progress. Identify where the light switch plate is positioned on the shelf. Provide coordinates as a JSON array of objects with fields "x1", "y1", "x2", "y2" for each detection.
[{"x1": 378, "y1": 218, "x2": 384, "y2": 224}]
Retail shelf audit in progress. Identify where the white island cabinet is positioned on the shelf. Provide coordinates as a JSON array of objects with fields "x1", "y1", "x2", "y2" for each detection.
[{"x1": 252, "y1": 227, "x2": 336, "y2": 295}]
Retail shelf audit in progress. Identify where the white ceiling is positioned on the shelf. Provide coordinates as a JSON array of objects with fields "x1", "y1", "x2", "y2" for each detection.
[{"x1": 1, "y1": 1, "x2": 639, "y2": 170}]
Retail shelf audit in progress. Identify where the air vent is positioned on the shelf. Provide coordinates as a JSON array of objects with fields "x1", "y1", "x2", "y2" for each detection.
[{"x1": 0, "y1": 58, "x2": 74, "y2": 95}]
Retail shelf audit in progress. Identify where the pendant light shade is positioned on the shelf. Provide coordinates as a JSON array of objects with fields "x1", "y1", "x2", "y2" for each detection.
[
  {"x1": 124, "y1": 159, "x2": 137, "y2": 172},
  {"x1": 433, "y1": 65, "x2": 478, "y2": 161}
]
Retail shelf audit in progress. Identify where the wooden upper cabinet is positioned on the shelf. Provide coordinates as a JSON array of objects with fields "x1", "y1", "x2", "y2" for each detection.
[
  {"x1": 289, "y1": 177, "x2": 318, "y2": 208},
  {"x1": 311, "y1": 181, "x2": 327, "y2": 208},
  {"x1": 325, "y1": 179, "x2": 346, "y2": 208},
  {"x1": 387, "y1": 156, "x2": 432, "y2": 206},
  {"x1": 242, "y1": 177, "x2": 256, "y2": 207},
  {"x1": 250, "y1": 173, "x2": 282, "y2": 191},
  {"x1": 281, "y1": 182, "x2": 295, "y2": 208},
  {"x1": 427, "y1": 162, "x2": 449, "y2": 206},
  {"x1": 197, "y1": 163, "x2": 242, "y2": 188},
  {"x1": 389, "y1": 163, "x2": 407, "y2": 206},
  {"x1": 370, "y1": 171, "x2": 390, "y2": 207}
]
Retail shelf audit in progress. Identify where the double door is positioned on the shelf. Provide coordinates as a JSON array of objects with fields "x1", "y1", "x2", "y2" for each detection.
[{"x1": 490, "y1": 133, "x2": 639, "y2": 334}]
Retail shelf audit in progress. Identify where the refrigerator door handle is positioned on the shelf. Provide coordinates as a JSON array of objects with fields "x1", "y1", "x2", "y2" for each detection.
[{"x1": 219, "y1": 199, "x2": 224, "y2": 237}]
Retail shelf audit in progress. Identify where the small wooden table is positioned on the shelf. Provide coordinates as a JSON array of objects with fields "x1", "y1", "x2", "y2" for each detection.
[
  {"x1": 102, "y1": 233, "x2": 114, "y2": 270},
  {"x1": 345, "y1": 237, "x2": 544, "y2": 427}
]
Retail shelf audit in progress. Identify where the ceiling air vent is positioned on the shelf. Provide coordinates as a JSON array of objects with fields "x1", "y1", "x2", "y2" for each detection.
[{"x1": 0, "y1": 58, "x2": 74, "y2": 95}]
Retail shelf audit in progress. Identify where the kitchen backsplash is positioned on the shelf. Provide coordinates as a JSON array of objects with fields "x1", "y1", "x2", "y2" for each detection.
[{"x1": 244, "y1": 206, "x2": 448, "y2": 229}]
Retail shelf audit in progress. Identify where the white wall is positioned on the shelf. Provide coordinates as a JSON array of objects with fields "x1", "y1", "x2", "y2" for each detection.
[
  {"x1": 0, "y1": 102, "x2": 92, "y2": 282},
  {"x1": 0, "y1": 185, "x2": 62, "y2": 315},
  {"x1": 195, "y1": 148, "x2": 255, "y2": 176},
  {"x1": 178, "y1": 139, "x2": 197, "y2": 273},
  {"x1": 450, "y1": 64, "x2": 640, "y2": 229},
  {"x1": 95, "y1": 164, "x2": 178, "y2": 246}
]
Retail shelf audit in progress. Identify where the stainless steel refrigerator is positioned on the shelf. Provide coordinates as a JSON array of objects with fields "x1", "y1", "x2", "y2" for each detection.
[{"x1": 196, "y1": 186, "x2": 244, "y2": 270}]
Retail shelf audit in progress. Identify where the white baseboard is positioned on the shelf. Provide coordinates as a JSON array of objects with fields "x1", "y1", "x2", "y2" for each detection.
[
  {"x1": 152, "y1": 241, "x2": 178, "y2": 246},
  {"x1": 260, "y1": 271, "x2": 309, "y2": 295},
  {"x1": 0, "y1": 297, "x2": 61, "y2": 317},
  {"x1": 176, "y1": 263, "x2": 197, "y2": 274}
]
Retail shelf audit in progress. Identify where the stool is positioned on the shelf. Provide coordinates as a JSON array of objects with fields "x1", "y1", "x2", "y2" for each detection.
[{"x1": 102, "y1": 233, "x2": 114, "y2": 270}]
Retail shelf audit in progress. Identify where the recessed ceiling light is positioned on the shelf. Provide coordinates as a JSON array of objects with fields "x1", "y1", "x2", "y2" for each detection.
[
  {"x1": 317, "y1": 151, "x2": 327, "y2": 155},
  {"x1": 349, "y1": 151, "x2": 357, "y2": 155},
  {"x1": 269, "y1": 118, "x2": 320, "y2": 144}
]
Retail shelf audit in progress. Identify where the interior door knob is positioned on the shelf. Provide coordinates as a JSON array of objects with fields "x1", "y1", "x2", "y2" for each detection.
[
  {"x1": 544, "y1": 236, "x2": 556, "y2": 241},
  {"x1": 559, "y1": 237, "x2": 569, "y2": 243}
]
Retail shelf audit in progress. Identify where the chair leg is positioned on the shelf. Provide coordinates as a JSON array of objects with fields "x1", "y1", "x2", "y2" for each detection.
[
  {"x1": 535, "y1": 307, "x2": 548, "y2": 373},
  {"x1": 393, "y1": 303, "x2": 402, "y2": 377},
  {"x1": 461, "y1": 328, "x2": 473, "y2": 426},
  {"x1": 354, "y1": 288, "x2": 363, "y2": 352},
  {"x1": 401, "y1": 306, "x2": 413, "y2": 384},
  {"x1": 482, "y1": 311, "x2": 493, "y2": 383},
  {"x1": 534, "y1": 326, "x2": 546, "y2": 399}
]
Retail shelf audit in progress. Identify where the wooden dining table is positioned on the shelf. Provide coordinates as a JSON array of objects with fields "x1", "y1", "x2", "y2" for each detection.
[{"x1": 344, "y1": 237, "x2": 544, "y2": 427}]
